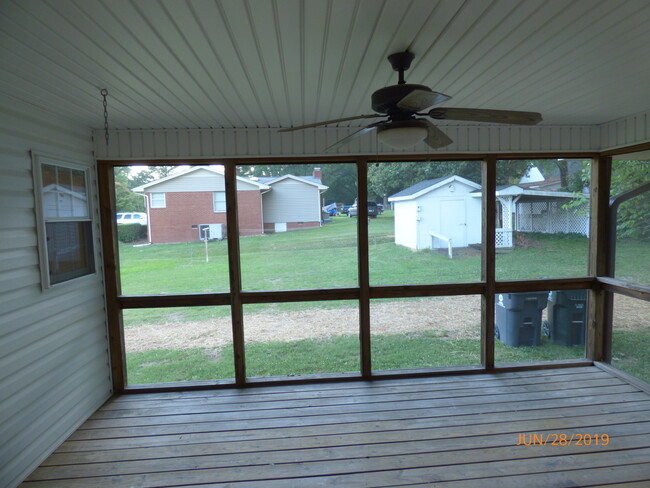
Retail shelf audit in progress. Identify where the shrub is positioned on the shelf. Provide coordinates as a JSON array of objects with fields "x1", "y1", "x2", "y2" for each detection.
[{"x1": 118, "y1": 223, "x2": 147, "y2": 243}]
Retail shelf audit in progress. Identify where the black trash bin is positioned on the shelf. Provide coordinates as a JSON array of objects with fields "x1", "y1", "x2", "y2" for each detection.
[
  {"x1": 544, "y1": 290, "x2": 587, "y2": 346},
  {"x1": 495, "y1": 292, "x2": 548, "y2": 347}
]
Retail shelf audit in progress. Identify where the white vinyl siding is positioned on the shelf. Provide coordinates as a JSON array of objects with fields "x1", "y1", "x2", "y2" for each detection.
[
  {"x1": 150, "y1": 192, "x2": 166, "y2": 208},
  {"x1": 141, "y1": 167, "x2": 262, "y2": 192},
  {"x1": 262, "y1": 178, "x2": 321, "y2": 223},
  {"x1": 213, "y1": 191, "x2": 226, "y2": 212},
  {"x1": 0, "y1": 97, "x2": 111, "y2": 488}
]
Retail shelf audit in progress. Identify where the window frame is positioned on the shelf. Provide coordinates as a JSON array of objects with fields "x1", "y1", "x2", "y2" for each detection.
[
  {"x1": 213, "y1": 191, "x2": 226, "y2": 212},
  {"x1": 32, "y1": 152, "x2": 96, "y2": 289},
  {"x1": 150, "y1": 192, "x2": 166, "y2": 208}
]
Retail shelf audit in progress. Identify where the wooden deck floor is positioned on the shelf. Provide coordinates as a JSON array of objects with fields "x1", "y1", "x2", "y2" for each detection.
[{"x1": 22, "y1": 366, "x2": 650, "y2": 487}]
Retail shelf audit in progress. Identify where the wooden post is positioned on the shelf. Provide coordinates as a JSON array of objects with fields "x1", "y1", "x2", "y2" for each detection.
[
  {"x1": 97, "y1": 161, "x2": 127, "y2": 392},
  {"x1": 357, "y1": 158, "x2": 371, "y2": 377},
  {"x1": 204, "y1": 231, "x2": 209, "y2": 263},
  {"x1": 224, "y1": 162, "x2": 246, "y2": 385},
  {"x1": 482, "y1": 155, "x2": 496, "y2": 369},
  {"x1": 587, "y1": 155, "x2": 611, "y2": 362}
]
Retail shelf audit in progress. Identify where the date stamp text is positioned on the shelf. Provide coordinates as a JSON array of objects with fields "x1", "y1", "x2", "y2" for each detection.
[{"x1": 516, "y1": 433, "x2": 609, "y2": 446}]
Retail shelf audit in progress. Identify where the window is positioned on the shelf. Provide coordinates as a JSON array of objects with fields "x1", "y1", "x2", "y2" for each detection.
[
  {"x1": 213, "y1": 191, "x2": 226, "y2": 212},
  {"x1": 150, "y1": 192, "x2": 166, "y2": 208},
  {"x1": 32, "y1": 153, "x2": 95, "y2": 287}
]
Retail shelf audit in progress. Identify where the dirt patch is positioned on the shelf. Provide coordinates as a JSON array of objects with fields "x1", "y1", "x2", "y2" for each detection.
[
  {"x1": 125, "y1": 296, "x2": 481, "y2": 352},
  {"x1": 124, "y1": 294, "x2": 647, "y2": 353}
]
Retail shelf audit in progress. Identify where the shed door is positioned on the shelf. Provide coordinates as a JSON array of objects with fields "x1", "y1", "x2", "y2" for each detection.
[{"x1": 440, "y1": 199, "x2": 467, "y2": 247}]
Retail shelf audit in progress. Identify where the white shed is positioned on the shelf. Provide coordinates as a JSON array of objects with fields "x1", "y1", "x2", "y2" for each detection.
[{"x1": 388, "y1": 175, "x2": 482, "y2": 251}]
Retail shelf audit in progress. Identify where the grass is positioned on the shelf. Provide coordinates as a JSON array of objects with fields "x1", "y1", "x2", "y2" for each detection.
[
  {"x1": 119, "y1": 211, "x2": 649, "y2": 385},
  {"x1": 126, "y1": 331, "x2": 588, "y2": 385},
  {"x1": 612, "y1": 328, "x2": 650, "y2": 383}
]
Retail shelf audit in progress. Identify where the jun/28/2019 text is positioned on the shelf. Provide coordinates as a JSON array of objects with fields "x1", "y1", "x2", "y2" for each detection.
[{"x1": 516, "y1": 433, "x2": 610, "y2": 446}]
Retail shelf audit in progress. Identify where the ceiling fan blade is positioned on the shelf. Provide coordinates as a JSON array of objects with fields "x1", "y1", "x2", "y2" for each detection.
[
  {"x1": 323, "y1": 123, "x2": 382, "y2": 153},
  {"x1": 278, "y1": 114, "x2": 383, "y2": 132},
  {"x1": 397, "y1": 89, "x2": 451, "y2": 112},
  {"x1": 428, "y1": 107, "x2": 542, "y2": 125},
  {"x1": 424, "y1": 120, "x2": 453, "y2": 149}
]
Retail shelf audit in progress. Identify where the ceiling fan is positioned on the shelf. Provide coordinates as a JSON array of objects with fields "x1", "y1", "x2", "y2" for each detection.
[{"x1": 278, "y1": 51, "x2": 542, "y2": 151}]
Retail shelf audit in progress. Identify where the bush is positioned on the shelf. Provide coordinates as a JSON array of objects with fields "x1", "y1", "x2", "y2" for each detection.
[{"x1": 118, "y1": 223, "x2": 147, "y2": 243}]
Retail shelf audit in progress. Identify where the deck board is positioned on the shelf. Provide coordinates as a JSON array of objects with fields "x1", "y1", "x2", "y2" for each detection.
[{"x1": 22, "y1": 366, "x2": 650, "y2": 487}]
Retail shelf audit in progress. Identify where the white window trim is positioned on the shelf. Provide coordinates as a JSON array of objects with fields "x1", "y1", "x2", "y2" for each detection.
[
  {"x1": 150, "y1": 192, "x2": 166, "y2": 208},
  {"x1": 213, "y1": 191, "x2": 226, "y2": 212},
  {"x1": 31, "y1": 151, "x2": 96, "y2": 289}
]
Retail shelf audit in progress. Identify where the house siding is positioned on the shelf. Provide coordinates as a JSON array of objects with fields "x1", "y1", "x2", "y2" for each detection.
[
  {"x1": 0, "y1": 97, "x2": 111, "y2": 488},
  {"x1": 262, "y1": 178, "x2": 321, "y2": 224},
  {"x1": 147, "y1": 190, "x2": 263, "y2": 243}
]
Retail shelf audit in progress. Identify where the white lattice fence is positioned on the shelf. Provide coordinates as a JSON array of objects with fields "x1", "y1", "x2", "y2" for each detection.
[
  {"x1": 496, "y1": 229, "x2": 513, "y2": 248},
  {"x1": 515, "y1": 200, "x2": 589, "y2": 236}
]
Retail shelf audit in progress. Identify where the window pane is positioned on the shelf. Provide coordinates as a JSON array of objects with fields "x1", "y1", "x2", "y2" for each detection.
[
  {"x1": 41, "y1": 164, "x2": 89, "y2": 219},
  {"x1": 213, "y1": 191, "x2": 226, "y2": 212},
  {"x1": 237, "y1": 163, "x2": 358, "y2": 290},
  {"x1": 494, "y1": 289, "x2": 586, "y2": 364},
  {"x1": 46, "y1": 221, "x2": 94, "y2": 284},
  {"x1": 42, "y1": 163, "x2": 57, "y2": 187},
  {"x1": 370, "y1": 161, "x2": 482, "y2": 285},
  {"x1": 115, "y1": 165, "x2": 231, "y2": 294},
  {"x1": 496, "y1": 159, "x2": 591, "y2": 280},
  {"x1": 150, "y1": 192, "x2": 166, "y2": 208},
  {"x1": 244, "y1": 300, "x2": 359, "y2": 378},
  {"x1": 611, "y1": 295, "x2": 650, "y2": 383},
  {"x1": 611, "y1": 158, "x2": 650, "y2": 286},
  {"x1": 123, "y1": 306, "x2": 234, "y2": 385},
  {"x1": 371, "y1": 296, "x2": 481, "y2": 371}
]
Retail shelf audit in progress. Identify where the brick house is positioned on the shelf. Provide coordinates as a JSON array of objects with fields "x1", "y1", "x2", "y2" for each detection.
[{"x1": 133, "y1": 166, "x2": 327, "y2": 243}]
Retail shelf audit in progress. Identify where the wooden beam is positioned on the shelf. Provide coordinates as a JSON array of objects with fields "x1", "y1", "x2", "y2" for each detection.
[
  {"x1": 370, "y1": 283, "x2": 484, "y2": 299},
  {"x1": 96, "y1": 162, "x2": 126, "y2": 392},
  {"x1": 357, "y1": 158, "x2": 371, "y2": 378},
  {"x1": 495, "y1": 277, "x2": 594, "y2": 293},
  {"x1": 241, "y1": 288, "x2": 360, "y2": 304},
  {"x1": 482, "y1": 155, "x2": 497, "y2": 369},
  {"x1": 598, "y1": 277, "x2": 650, "y2": 302},
  {"x1": 587, "y1": 155, "x2": 611, "y2": 362},
  {"x1": 224, "y1": 162, "x2": 246, "y2": 385},
  {"x1": 118, "y1": 293, "x2": 231, "y2": 308}
]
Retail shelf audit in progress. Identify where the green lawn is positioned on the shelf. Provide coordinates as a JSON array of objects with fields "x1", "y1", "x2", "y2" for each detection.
[
  {"x1": 119, "y1": 212, "x2": 649, "y2": 385},
  {"x1": 126, "y1": 332, "x2": 588, "y2": 385}
]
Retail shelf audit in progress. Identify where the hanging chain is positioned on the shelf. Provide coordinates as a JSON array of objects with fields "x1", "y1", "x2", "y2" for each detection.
[{"x1": 100, "y1": 88, "x2": 109, "y2": 147}]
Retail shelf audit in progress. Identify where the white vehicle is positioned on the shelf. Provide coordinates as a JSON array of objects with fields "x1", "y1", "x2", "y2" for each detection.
[{"x1": 116, "y1": 212, "x2": 147, "y2": 226}]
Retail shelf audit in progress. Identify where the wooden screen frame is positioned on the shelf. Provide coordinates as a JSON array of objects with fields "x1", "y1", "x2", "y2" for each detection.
[{"x1": 97, "y1": 149, "x2": 650, "y2": 393}]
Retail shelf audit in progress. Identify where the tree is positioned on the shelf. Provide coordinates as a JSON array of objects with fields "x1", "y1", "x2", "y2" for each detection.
[
  {"x1": 367, "y1": 160, "x2": 531, "y2": 200},
  {"x1": 611, "y1": 160, "x2": 650, "y2": 240},
  {"x1": 113, "y1": 166, "x2": 175, "y2": 213},
  {"x1": 320, "y1": 164, "x2": 357, "y2": 204}
]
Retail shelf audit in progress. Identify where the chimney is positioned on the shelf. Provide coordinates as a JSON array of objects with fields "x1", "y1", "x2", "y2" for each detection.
[{"x1": 313, "y1": 167, "x2": 322, "y2": 181}]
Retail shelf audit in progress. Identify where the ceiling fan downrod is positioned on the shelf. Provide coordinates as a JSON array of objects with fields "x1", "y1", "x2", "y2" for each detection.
[{"x1": 387, "y1": 51, "x2": 415, "y2": 85}]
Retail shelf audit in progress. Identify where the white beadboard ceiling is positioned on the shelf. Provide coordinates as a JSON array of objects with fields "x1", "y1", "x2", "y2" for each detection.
[{"x1": 2, "y1": 0, "x2": 650, "y2": 132}]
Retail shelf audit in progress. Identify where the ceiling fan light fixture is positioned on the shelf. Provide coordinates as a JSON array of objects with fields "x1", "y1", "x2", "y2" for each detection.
[{"x1": 377, "y1": 120, "x2": 428, "y2": 149}]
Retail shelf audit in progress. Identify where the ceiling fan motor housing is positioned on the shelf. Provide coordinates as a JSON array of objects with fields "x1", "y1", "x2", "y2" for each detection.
[{"x1": 371, "y1": 84, "x2": 431, "y2": 115}]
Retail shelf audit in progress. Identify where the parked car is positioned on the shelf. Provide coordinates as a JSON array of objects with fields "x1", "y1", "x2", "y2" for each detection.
[
  {"x1": 116, "y1": 212, "x2": 147, "y2": 225},
  {"x1": 348, "y1": 202, "x2": 379, "y2": 218},
  {"x1": 322, "y1": 203, "x2": 337, "y2": 216},
  {"x1": 340, "y1": 204, "x2": 352, "y2": 215}
]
